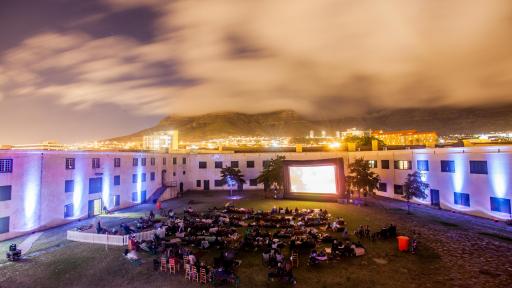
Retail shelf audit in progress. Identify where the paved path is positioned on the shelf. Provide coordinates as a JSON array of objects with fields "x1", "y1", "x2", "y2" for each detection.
[{"x1": 18, "y1": 232, "x2": 43, "y2": 255}]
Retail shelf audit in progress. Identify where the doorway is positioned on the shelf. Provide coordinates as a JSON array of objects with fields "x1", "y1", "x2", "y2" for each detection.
[
  {"x1": 430, "y1": 189, "x2": 440, "y2": 207},
  {"x1": 203, "y1": 180, "x2": 210, "y2": 191},
  {"x1": 141, "y1": 190, "x2": 147, "y2": 203},
  {"x1": 88, "y1": 198, "x2": 102, "y2": 217}
]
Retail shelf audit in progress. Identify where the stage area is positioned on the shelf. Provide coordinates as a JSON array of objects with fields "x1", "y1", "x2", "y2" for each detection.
[{"x1": 1, "y1": 190, "x2": 511, "y2": 288}]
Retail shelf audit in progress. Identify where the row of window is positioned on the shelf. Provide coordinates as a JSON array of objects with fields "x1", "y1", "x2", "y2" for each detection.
[
  {"x1": 368, "y1": 159, "x2": 489, "y2": 174},
  {"x1": 199, "y1": 160, "x2": 263, "y2": 169},
  {"x1": 63, "y1": 173, "x2": 156, "y2": 194},
  {"x1": 172, "y1": 157, "x2": 187, "y2": 165},
  {"x1": 64, "y1": 157, "x2": 166, "y2": 170},
  {"x1": 377, "y1": 182, "x2": 510, "y2": 214},
  {"x1": 195, "y1": 179, "x2": 259, "y2": 188}
]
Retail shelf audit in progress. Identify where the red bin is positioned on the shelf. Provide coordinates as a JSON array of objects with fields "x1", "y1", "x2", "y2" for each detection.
[{"x1": 397, "y1": 236, "x2": 410, "y2": 251}]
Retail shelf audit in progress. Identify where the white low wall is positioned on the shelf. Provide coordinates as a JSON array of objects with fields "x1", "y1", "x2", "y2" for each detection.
[{"x1": 67, "y1": 227, "x2": 165, "y2": 246}]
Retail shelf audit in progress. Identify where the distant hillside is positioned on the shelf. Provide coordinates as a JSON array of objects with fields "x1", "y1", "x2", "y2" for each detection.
[{"x1": 109, "y1": 106, "x2": 512, "y2": 142}]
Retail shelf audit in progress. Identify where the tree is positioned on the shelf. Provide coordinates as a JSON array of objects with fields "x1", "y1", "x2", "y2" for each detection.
[
  {"x1": 402, "y1": 171, "x2": 429, "y2": 214},
  {"x1": 256, "y1": 155, "x2": 286, "y2": 198},
  {"x1": 345, "y1": 157, "x2": 380, "y2": 200},
  {"x1": 220, "y1": 166, "x2": 246, "y2": 197}
]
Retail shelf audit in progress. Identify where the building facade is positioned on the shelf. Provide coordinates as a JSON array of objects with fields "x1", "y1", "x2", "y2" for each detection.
[
  {"x1": 1, "y1": 146, "x2": 511, "y2": 241},
  {"x1": 372, "y1": 130, "x2": 438, "y2": 147},
  {"x1": 143, "y1": 130, "x2": 179, "y2": 151}
]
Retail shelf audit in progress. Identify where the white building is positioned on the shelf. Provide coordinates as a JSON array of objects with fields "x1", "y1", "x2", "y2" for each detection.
[
  {"x1": 1, "y1": 146, "x2": 511, "y2": 241},
  {"x1": 143, "y1": 130, "x2": 179, "y2": 151}
]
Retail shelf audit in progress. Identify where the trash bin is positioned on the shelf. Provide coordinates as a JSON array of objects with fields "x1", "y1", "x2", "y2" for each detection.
[{"x1": 397, "y1": 236, "x2": 410, "y2": 251}]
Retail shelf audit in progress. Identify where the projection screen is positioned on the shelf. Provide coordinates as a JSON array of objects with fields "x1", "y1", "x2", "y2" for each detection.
[{"x1": 289, "y1": 165, "x2": 337, "y2": 194}]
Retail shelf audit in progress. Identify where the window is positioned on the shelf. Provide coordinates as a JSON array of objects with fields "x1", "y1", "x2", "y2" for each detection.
[
  {"x1": 196, "y1": 180, "x2": 201, "y2": 187},
  {"x1": 151, "y1": 157, "x2": 155, "y2": 166},
  {"x1": 89, "y1": 177, "x2": 103, "y2": 194},
  {"x1": 173, "y1": 157, "x2": 177, "y2": 165},
  {"x1": 215, "y1": 161, "x2": 223, "y2": 169},
  {"x1": 182, "y1": 158, "x2": 187, "y2": 165},
  {"x1": 417, "y1": 160, "x2": 429, "y2": 172},
  {"x1": 141, "y1": 158, "x2": 146, "y2": 166},
  {"x1": 173, "y1": 172, "x2": 176, "y2": 176},
  {"x1": 64, "y1": 180, "x2": 74, "y2": 193},
  {"x1": 250, "y1": 179, "x2": 258, "y2": 186},
  {"x1": 441, "y1": 160, "x2": 455, "y2": 173},
  {"x1": 381, "y1": 160, "x2": 390, "y2": 169},
  {"x1": 394, "y1": 160, "x2": 411, "y2": 170},
  {"x1": 199, "y1": 161, "x2": 207, "y2": 169},
  {"x1": 368, "y1": 160, "x2": 378, "y2": 168},
  {"x1": 454, "y1": 192, "x2": 470, "y2": 207},
  {"x1": 231, "y1": 161, "x2": 239, "y2": 168},
  {"x1": 131, "y1": 192, "x2": 138, "y2": 202},
  {"x1": 133, "y1": 158, "x2": 138, "y2": 166},
  {"x1": 394, "y1": 185, "x2": 403, "y2": 195},
  {"x1": 132, "y1": 174, "x2": 137, "y2": 183},
  {"x1": 150, "y1": 172, "x2": 155, "y2": 181},
  {"x1": 65, "y1": 158, "x2": 75, "y2": 170},
  {"x1": 92, "y1": 158, "x2": 100, "y2": 169},
  {"x1": 0, "y1": 185, "x2": 12, "y2": 201},
  {"x1": 0, "y1": 216, "x2": 9, "y2": 234},
  {"x1": 141, "y1": 173, "x2": 146, "y2": 182},
  {"x1": 214, "y1": 180, "x2": 223, "y2": 187},
  {"x1": 114, "y1": 158, "x2": 121, "y2": 168},
  {"x1": 263, "y1": 160, "x2": 271, "y2": 169},
  {"x1": 490, "y1": 197, "x2": 511, "y2": 214},
  {"x1": 470, "y1": 161, "x2": 488, "y2": 174},
  {"x1": 114, "y1": 175, "x2": 121, "y2": 186},
  {"x1": 183, "y1": 170, "x2": 186, "y2": 175},
  {"x1": 0, "y1": 159, "x2": 13, "y2": 173},
  {"x1": 113, "y1": 195, "x2": 120, "y2": 207},
  {"x1": 378, "y1": 183, "x2": 387, "y2": 192},
  {"x1": 247, "y1": 161, "x2": 255, "y2": 168},
  {"x1": 163, "y1": 157, "x2": 167, "y2": 166},
  {"x1": 64, "y1": 203, "x2": 73, "y2": 218}
]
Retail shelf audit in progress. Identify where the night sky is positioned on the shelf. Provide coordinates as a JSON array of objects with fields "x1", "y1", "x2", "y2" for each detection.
[{"x1": 1, "y1": 0, "x2": 512, "y2": 144}]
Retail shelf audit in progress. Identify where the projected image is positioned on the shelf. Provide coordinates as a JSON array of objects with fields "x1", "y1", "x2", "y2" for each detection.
[{"x1": 289, "y1": 165, "x2": 337, "y2": 194}]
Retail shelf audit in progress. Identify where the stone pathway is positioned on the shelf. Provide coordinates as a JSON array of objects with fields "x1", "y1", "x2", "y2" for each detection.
[{"x1": 18, "y1": 232, "x2": 43, "y2": 255}]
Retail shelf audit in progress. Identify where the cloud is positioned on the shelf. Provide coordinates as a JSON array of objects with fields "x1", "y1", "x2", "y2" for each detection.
[{"x1": 1, "y1": 0, "x2": 512, "y2": 119}]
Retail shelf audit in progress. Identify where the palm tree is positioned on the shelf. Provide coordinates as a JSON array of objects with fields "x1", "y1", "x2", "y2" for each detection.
[
  {"x1": 220, "y1": 166, "x2": 246, "y2": 197},
  {"x1": 345, "y1": 157, "x2": 380, "y2": 200},
  {"x1": 256, "y1": 155, "x2": 286, "y2": 198},
  {"x1": 403, "y1": 171, "x2": 429, "y2": 214}
]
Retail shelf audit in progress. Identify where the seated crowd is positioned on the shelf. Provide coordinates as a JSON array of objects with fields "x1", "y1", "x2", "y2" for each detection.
[{"x1": 118, "y1": 203, "x2": 397, "y2": 286}]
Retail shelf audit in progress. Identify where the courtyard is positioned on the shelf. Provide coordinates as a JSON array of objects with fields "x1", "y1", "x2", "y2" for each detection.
[{"x1": 1, "y1": 190, "x2": 511, "y2": 288}]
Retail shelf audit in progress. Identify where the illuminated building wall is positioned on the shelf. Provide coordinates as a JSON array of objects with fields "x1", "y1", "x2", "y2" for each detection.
[
  {"x1": 2, "y1": 145, "x2": 512, "y2": 241},
  {"x1": 174, "y1": 146, "x2": 512, "y2": 221},
  {"x1": 143, "y1": 130, "x2": 179, "y2": 151},
  {"x1": 0, "y1": 150, "x2": 170, "y2": 241},
  {"x1": 372, "y1": 130, "x2": 438, "y2": 147}
]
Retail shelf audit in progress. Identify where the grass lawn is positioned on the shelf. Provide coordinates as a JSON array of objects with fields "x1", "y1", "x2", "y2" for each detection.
[{"x1": 1, "y1": 190, "x2": 510, "y2": 288}]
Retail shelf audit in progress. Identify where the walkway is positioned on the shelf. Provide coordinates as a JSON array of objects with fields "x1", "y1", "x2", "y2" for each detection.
[{"x1": 18, "y1": 232, "x2": 43, "y2": 255}]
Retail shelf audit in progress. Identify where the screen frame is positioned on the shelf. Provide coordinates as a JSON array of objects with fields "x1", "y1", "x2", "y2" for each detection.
[{"x1": 283, "y1": 158, "x2": 345, "y2": 200}]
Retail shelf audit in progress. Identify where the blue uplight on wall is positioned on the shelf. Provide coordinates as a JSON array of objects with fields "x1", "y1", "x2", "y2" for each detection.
[
  {"x1": 489, "y1": 154, "x2": 508, "y2": 198},
  {"x1": 451, "y1": 155, "x2": 466, "y2": 194},
  {"x1": 73, "y1": 174, "x2": 83, "y2": 218},
  {"x1": 23, "y1": 162, "x2": 40, "y2": 230},
  {"x1": 136, "y1": 160, "x2": 143, "y2": 203},
  {"x1": 102, "y1": 169, "x2": 111, "y2": 209}
]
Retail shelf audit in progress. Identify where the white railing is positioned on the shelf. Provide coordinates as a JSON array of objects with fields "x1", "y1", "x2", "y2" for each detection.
[{"x1": 67, "y1": 227, "x2": 165, "y2": 246}]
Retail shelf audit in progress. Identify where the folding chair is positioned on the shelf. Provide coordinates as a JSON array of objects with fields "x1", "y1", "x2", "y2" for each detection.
[
  {"x1": 199, "y1": 267, "x2": 207, "y2": 284},
  {"x1": 160, "y1": 257, "x2": 168, "y2": 272},
  {"x1": 169, "y1": 258, "x2": 177, "y2": 274},
  {"x1": 184, "y1": 264, "x2": 192, "y2": 280}
]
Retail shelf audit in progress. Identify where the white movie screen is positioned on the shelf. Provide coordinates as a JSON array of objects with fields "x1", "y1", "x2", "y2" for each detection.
[{"x1": 289, "y1": 165, "x2": 337, "y2": 194}]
